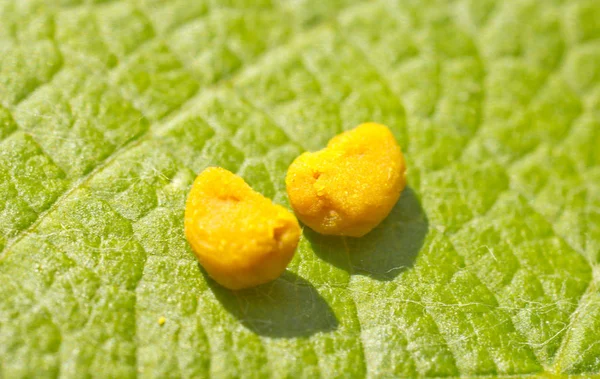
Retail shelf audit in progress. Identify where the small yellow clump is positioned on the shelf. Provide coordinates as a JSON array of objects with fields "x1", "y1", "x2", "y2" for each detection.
[
  {"x1": 185, "y1": 167, "x2": 301, "y2": 290},
  {"x1": 286, "y1": 123, "x2": 406, "y2": 237}
]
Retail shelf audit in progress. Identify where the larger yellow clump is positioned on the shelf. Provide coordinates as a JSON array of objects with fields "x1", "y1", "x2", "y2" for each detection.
[
  {"x1": 185, "y1": 167, "x2": 301, "y2": 290},
  {"x1": 286, "y1": 123, "x2": 406, "y2": 237}
]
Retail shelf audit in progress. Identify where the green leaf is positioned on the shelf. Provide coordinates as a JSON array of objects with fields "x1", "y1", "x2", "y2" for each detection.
[{"x1": 1, "y1": 0, "x2": 599, "y2": 377}]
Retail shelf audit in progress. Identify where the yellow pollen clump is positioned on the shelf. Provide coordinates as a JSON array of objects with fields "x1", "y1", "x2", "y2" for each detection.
[
  {"x1": 285, "y1": 123, "x2": 407, "y2": 237},
  {"x1": 184, "y1": 167, "x2": 301, "y2": 290}
]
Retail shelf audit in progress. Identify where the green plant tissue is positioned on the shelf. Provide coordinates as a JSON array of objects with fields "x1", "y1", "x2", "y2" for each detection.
[{"x1": 1, "y1": 0, "x2": 600, "y2": 378}]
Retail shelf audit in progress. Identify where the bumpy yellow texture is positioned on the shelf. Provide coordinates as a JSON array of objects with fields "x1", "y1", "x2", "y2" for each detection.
[
  {"x1": 184, "y1": 167, "x2": 301, "y2": 290},
  {"x1": 286, "y1": 123, "x2": 406, "y2": 237}
]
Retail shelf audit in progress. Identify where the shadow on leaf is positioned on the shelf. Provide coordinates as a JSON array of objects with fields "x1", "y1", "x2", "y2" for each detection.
[
  {"x1": 206, "y1": 270, "x2": 339, "y2": 338},
  {"x1": 306, "y1": 186, "x2": 428, "y2": 281}
]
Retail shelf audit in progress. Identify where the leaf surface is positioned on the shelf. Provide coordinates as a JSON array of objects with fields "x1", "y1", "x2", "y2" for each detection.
[{"x1": 1, "y1": 0, "x2": 600, "y2": 377}]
